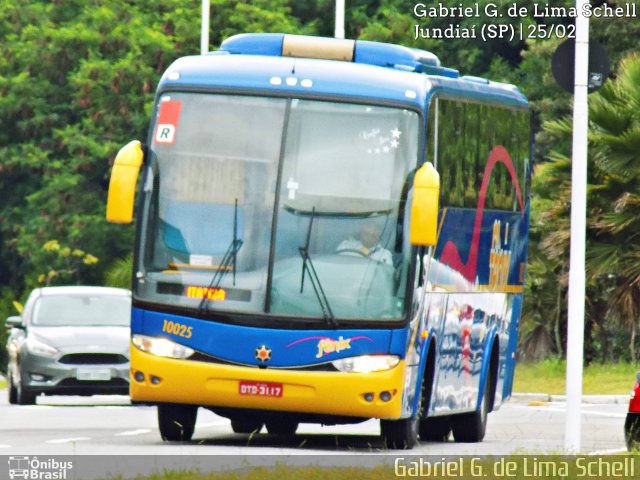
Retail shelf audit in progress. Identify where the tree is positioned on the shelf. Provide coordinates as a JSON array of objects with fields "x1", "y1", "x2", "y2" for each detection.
[
  {"x1": 0, "y1": 1, "x2": 203, "y2": 296},
  {"x1": 586, "y1": 54, "x2": 640, "y2": 362},
  {"x1": 535, "y1": 54, "x2": 640, "y2": 363}
]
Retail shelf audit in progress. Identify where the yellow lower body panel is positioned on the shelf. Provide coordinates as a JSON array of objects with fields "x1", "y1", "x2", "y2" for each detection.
[{"x1": 130, "y1": 346, "x2": 405, "y2": 419}]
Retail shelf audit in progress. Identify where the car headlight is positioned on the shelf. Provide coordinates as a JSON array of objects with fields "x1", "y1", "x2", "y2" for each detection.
[
  {"x1": 132, "y1": 334, "x2": 194, "y2": 359},
  {"x1": 332, "y1": 355, "x2": 400, "y2": 373},
  {"x1": 26, "y1": 337, "x2": 59, "y2": 358}
]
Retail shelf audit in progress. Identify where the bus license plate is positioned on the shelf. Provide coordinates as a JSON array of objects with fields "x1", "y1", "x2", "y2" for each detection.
[{"x1": 238, "y1": 381, "x2": 283, "y2": 398}]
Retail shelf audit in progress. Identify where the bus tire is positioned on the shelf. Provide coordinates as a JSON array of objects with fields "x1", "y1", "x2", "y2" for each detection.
[
  {"x1": 419, "y1": 416, "x2": 451, "y2": 441},
  {"x1": 418, "y1": 341, "x2": 450, "y2": 441},
  {"x1": 451, "y1": 374, "x2": 489, "y2": 443},
  {"x1": 158, "y1": 404, "x2": 198, "y2": 441},
  {"x1": 381, "y1": 415, "x2": 419, "y2": 449},
  {"x1": 231, "y1": 418, "x2": 264, "y2": 434},
  {"x1": 265, "y1": 419, "x2": 298, "y2": 436}
]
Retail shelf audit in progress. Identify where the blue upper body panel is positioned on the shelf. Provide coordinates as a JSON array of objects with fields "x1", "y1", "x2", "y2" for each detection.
[
  {"x1": 157, "y1": 53, "x2": 430, "y2": 108},
  {"x1": 132, "y1": 307, "x2": 408, "y2": 367},
  {"x1": 155, "y1": 50, "x2": 528, "y2": 111}
]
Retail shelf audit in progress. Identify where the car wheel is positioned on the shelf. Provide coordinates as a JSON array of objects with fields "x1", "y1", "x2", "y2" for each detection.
[
  {"x1": 8, "y1": 372, "x2": 18, "y2": 405},
  {"x1": 265, "y1": 419, "x2": 298, "y2": 436},
  {"x1": 16, "y1": 380, "x2": 37, "y2": 406},
  {"x1": 231, "y1": 418, "x2": 264, "y2": 434},
  {"x1": 157, "y1": 404, "x2": 198, "y2": 441},
  {"x1": 451, "y1": 376, "x2": 489, "y2": 443},
  {"x1": 625, "y1": 413, "x2": 640, "y2": 451}
]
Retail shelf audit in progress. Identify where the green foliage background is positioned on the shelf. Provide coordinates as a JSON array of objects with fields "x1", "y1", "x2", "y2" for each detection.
[{"x1": 1, "y1": 0, "x2": 640, "y2": 371}]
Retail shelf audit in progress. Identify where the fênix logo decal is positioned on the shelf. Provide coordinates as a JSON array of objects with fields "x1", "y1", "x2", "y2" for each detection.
[
  {"x1": 8, "y1": 456, "x2": 73, "y2": 480},
  {"x1": 316, "y1": 336, "x2": 352, "y2": 358},
  {"x1": 286, "y1": 335, "x2": 375, "y2": 358}
]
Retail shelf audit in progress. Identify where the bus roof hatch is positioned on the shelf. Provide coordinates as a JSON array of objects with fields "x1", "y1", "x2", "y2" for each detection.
[{"x1": 218, "y1": 33, "x2": 459, "y2": 78}]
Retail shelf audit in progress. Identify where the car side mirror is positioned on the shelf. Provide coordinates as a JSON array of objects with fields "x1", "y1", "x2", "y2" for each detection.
[
  {"x1": 6, "y1": 316, "x2": 23, "y2": 329},
  {"x1": 409, "y1": 162, "x2": 440, "y2": 246}
]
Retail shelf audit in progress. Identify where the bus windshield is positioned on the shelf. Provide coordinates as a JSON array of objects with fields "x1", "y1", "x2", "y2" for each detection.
[{"x1": 136, "y1": 93, "x2": 419, "y2": 322}]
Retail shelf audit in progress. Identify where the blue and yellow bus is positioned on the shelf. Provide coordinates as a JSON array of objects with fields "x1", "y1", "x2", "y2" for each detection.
[{"x1": 107, "y1": 33, "x2": 531, "y2": 449}]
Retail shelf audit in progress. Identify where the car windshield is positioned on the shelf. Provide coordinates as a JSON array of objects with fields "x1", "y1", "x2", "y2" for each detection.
[
  {"x1": 32, "y1": 295, "x2": 131, "y2": 327},
  {"x1": 136, "y1": 93, "x2": 419, "y2": 322}
]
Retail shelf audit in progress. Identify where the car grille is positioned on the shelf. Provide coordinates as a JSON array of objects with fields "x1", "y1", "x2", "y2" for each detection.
[
  {"x1": 58, "y1": 353, "x2": 128, "y2": 365},
  {"x1": 57, "y1": 378, "x2": 129, "y2": 387}
]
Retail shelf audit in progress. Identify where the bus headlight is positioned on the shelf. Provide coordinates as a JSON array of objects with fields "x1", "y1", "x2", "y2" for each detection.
[
  {"x1": 332, "y1": 355, "x2": 400, "y2": 373},
  {"x1": 132, "y1": 334, "x2": 194, "y2": 359}
]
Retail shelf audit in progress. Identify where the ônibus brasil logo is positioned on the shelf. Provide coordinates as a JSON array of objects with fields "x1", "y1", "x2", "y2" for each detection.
[{"x1": 8, "y1": 456, "x2": 73, "y2": 480}]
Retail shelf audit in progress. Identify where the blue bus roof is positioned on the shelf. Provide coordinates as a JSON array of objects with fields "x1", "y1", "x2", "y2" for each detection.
[{"x1": 157, "y1": 34, "x2": 528, "y2": 109}]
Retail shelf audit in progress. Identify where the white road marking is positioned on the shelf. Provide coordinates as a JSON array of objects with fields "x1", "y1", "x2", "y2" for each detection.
[
  {"x1": 538, "y1": 407, "x2": 626, "y2": 418},
  {"x1": 588, "y1": 448, "x2": 628, "y2": 455},
  {"x1": 114, "y1": 429, "x2": 151, "y2": 436},
  {"x1": 517, "y1": 404, "x2": 627, "y2": 418},
  {"x1": 45, "y1": 437, "x2": 91, "y2": 444},
  {"x1": 0, "y1": 445, "x2": 11, "y2": 448}
]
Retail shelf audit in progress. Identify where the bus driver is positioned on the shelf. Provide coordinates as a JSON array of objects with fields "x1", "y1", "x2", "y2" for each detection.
[{"x1": 336, "y1": 223, "x2": 393, "y2": 265}]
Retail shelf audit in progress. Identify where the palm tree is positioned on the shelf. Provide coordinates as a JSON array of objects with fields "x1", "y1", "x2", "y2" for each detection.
[
  {"x1": 528, "y1": 54, "x2": 640, "y2": 363},
  {"x1": 586, "y1": 54, "x2": 640, "y2": 362}
]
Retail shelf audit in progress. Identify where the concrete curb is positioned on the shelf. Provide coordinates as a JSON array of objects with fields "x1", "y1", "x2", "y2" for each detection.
[{"x1": 512, "y1": 392, "x2": 630, "y2": 404}]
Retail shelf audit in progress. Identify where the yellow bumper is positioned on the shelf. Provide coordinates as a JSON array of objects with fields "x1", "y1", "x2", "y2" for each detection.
[{"x1": 130, "y1": 345, "x2": 404, "y2": 419}]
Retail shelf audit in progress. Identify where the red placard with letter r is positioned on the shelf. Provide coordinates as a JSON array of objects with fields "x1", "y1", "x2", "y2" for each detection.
[{"x1": 154, "y1": 100, "x2": 182, "y2": 144}]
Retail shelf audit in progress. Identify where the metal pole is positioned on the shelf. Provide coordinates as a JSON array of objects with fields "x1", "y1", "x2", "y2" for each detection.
[
  {"x1": 335, "y1": 0, "x2": 345, "y2": 39},
  {"x1": 200, "y1": 0, "x2": 210, "y2": 54},
  {"x1": 564, "y1": 0, "x2": 589, "y2": 453}
]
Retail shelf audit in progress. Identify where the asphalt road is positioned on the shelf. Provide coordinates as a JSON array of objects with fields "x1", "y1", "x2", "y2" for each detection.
[
  {"x1": 0, "y1": 391, "x2": 628, "y2": 453},
  {"x1": 0, "y1": 391, "x2": 630, "y2": 477}
]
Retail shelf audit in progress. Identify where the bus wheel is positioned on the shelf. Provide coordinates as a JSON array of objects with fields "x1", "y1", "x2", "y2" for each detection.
[
  {"x1": 380, "y1": 415, "x2": 419, "y2": 449},
  {"x1": 265, "y1": 419, "x2": 298, "y2": 436},
  {"x1": 231, "y1": 418, "x2": 264, "y2": 434},
  {"x1": 419, "y1": 416, "x2": 451, "y2": 441},
  {"x1": 158, "y1": 404, "x2": 198, "y2": 441},
  {"x1": 451, "y1": 378, "x2": 489, "y2": 443}
]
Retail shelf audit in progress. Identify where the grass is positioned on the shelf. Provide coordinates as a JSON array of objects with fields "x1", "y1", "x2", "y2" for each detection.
[
  {"x1": 513, "y1": 358, "x2": 639, "y2": 395},
  {"x1": 103, "y1": 457, "x2": 640, "y2": 480}
]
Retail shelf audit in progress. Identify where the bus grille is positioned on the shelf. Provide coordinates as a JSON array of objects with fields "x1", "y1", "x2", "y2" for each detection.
[{"x1": 189, "y1": 352, "x2": 338, "y2": 371}]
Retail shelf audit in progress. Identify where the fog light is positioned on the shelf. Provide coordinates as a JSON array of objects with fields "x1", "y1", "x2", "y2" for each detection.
[
  {"x1": 151, "y1": 375, "x2": 162, "y2": 385},
  {"x1": 380, "y1": 391, "x2": 392, "y2": 402},
  {"x1": 134, "y1": 371, "x2": 145, "y2": 382},
  {"x1": 30, "y1": 373, "x2": 46, "y2": 381},
  {"x1": 363, "y1": 393, "x2": 374, "y2": 402}
]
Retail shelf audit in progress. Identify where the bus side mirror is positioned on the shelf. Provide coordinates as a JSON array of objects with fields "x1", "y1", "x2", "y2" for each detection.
[
  {"x1": 106, "y1": 140, "x2": 144, "y2": 224},
  {"x1": 409, "y1": 162, "x2": 440, "y2": 246}
]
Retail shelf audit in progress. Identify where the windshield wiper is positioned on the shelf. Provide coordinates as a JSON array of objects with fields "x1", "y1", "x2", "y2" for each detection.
[
  {"x1": 299, "y1": 208, "x2": 336, "y2": 326},
  {"x1": 197, "y1": 199, "x2": 243, "y2": 315}
]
